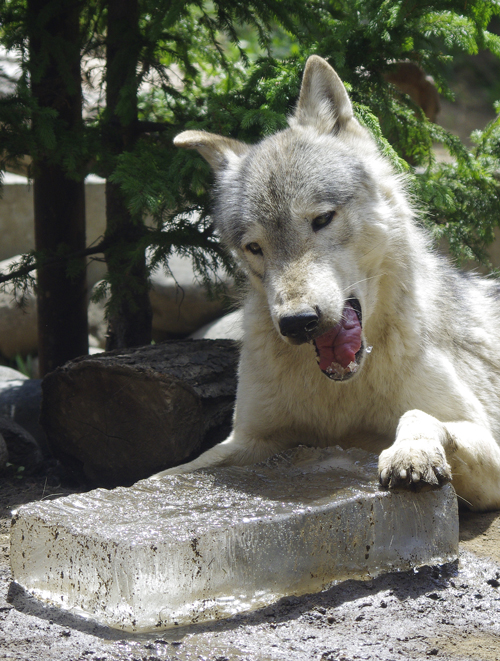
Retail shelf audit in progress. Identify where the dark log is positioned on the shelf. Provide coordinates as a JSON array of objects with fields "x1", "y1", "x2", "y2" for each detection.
[{"x1": 40, "y1": 340, "x2": 239, "y2": 487}]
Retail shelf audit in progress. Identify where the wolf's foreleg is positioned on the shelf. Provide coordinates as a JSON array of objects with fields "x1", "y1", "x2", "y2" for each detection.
[
  {"x1": 378, "y1": 409, "x2": 500, "y2": 511},
  {"x1": 149, "y1": 431, "x2": 282, "y2": 479}
]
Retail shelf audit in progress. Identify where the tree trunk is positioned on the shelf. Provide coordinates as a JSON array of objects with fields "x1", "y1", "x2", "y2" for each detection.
[
  {"x1": 104, "y1": 0, "x2": 152, "y2": 351},
  {"x1": 27, "y1": 0, "x2": 88, "y2": 376},
  {"x1": 40, "y1": 339, "x2": 238, "y2": 487}
]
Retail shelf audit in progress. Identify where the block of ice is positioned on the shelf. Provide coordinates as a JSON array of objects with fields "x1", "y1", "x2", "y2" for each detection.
[{"x1": 10, "y1": 446, "x2": 458, "y2": 632}]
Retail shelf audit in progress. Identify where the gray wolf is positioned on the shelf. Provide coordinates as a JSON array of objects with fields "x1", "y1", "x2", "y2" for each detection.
[{"x1": 152, "y1": 55, "x2": 500, "y2": 512}]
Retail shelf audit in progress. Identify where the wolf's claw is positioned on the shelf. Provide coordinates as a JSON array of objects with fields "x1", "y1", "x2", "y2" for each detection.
[{"x1": 378, "y1": 453, "x2": 452, "y2": 492}]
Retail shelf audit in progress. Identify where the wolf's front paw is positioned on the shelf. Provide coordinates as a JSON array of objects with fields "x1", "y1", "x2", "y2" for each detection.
[
  {"x1": 379, "y1": 410, "x2": 452, "y2": 491},
  {"x1": 378, "y1": 439, "x2": 451, "y2": 491}
]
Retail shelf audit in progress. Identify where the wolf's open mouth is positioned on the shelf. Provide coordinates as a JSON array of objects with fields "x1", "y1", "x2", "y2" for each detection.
[{"x1": 313, "y1": 299, "x2": 363, "y2": 381}]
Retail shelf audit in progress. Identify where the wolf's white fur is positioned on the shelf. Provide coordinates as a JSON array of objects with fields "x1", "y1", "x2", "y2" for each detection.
[{"x1": 154, "y1": 56, "x2": 500, "y2": 512}]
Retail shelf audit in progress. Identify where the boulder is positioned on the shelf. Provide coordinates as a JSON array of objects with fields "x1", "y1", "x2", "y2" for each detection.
[
  {"x1": 89, "y1": 254, "x2": 233, "y2": 343},
  {"x1": 0, "y1": 251, "x2": 232, "y2": 358},
  {"x1": 0, "y1": 415, "x2": 43, "y2": 473},
  {"x1": 149, "y1": 254, "x2": 231, "y2": 339},
  {"x1": 0, "y1": 433, "x2": 7, "y2": 471},
  {"x1": 0, "y1": 366, "x2": 28, "y2": 381},
  {"x1": 0, "y1": 378, "x2": 47, "y2": 455},
  {"x1": 87, "y1": 295, "x2": 107, "y2": 350},
  {"x1": 0, "y1": 257, "x2": 38, "y2": 358},
  {"x1": 0, "y1": 256, "x2": 109, "y2": 358},
  {"x1": 190, "y1": 309, "x2": 243, "y2": 341}
]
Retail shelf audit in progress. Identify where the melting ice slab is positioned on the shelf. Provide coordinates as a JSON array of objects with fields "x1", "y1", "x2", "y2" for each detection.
[{"x1": 10, "y1": 446, "x2": 458, "y2": 632}]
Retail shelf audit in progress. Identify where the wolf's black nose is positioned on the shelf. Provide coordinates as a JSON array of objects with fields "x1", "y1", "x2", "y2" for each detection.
[{"x1": 279, "y1": 311, "x2": 319, "y2": 338}]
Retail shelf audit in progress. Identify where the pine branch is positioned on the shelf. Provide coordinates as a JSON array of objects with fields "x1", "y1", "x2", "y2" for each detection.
[
  {"x1": 135, "y1": 120, "x2": 176, "y2": 133},
  {"x1": 0, "y1": 240, "x2": 110, "y2": 286}
]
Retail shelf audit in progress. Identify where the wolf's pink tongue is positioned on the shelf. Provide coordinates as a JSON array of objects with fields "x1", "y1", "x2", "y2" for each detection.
[{"x1": 314, "y1": 305, "x2": 361, "y2": 371}]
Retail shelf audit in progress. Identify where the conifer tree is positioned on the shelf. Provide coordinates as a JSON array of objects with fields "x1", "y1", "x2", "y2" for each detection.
[
  {"x1": 102, "y1": 0, "x2": 152, "y2": 350},
  {"x1": 1, "y1": 0, "x2": 500, "y2": 372},
  {"x1": 9, "y1": 0, "x2": 88, "y2": 375}
]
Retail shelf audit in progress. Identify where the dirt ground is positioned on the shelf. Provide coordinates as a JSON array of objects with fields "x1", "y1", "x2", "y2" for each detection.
[{"x1": 1, "y1": 476, "x2": 500, "y2": 661}]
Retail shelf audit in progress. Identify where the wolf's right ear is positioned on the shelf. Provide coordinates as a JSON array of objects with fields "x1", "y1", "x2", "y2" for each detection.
[
  {"x1": 291, "y1": 55, "x2": 354, "y2": 134},
  {"x1": 174, "y1": 130, "x2": 249, "y2": 172}
]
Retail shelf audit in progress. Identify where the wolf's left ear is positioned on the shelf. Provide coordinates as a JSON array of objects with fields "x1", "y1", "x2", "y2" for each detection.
[
  {"x1": 291, "y1": 55, "x2": 354, "y2": 134},
  {"x1": 174, "y1": 130, "x2": 249, "y2": 172}
]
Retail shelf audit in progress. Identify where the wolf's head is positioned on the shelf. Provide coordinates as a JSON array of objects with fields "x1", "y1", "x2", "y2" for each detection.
[{"x1": 174, "y1": 56, "x2": 406, "y2": 381}]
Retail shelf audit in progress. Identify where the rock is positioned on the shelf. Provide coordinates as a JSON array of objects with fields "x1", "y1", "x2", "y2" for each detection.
[
  {"x1": 0, "y1": 257, "x2": 109, "y2": 359},
  {"x1": 190, "y1": 309, "x2": 243, "y2": 340},
  {"x1": 88, "y1": 254, "x2": 232, "y2": 345},
  {"x1": 87, "y1": 295, "x2": 107, "y2": 349},
  {"x1": 40, "y1": 340, "x2": 238, "y2": 486},
  {"x1": 0, "y1": 379, "x2": 47, "y2": 455},
  {"x1": 149, "y1": 254, "x2": 231, "y2": 339},
  {"x1": 0, "y1": 415, "x2": 43, "y2": 472},
  {"x1": 0, "y1": 257, "x2": 38, "y2": 358},
  {"x1": 0, "y1": 433, "x2": 7, "y2": 471},
  {"x1": 0, "y1": 250, "x2": 232, "y2": 359},
  {"x1": 0, "y1": 366, "x2": 28, "y2": 381}
]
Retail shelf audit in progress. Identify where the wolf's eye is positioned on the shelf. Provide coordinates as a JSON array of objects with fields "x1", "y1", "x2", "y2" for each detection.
[
  {"x1": 246, "y1": 242, "x2": 263, "y2": 256},
  {"x1": 312, "y1": 211, "x2": 335, "y2": 232}
]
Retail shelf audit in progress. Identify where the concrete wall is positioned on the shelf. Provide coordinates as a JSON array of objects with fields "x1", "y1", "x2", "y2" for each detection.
[{"x1": 0, "y1": 173, "x2": 107, "y2": 287}]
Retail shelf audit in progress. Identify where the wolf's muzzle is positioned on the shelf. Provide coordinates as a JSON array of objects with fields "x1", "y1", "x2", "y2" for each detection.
[{"x1": 279, "y1": 311, "x2": 319, "y2": 341}]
